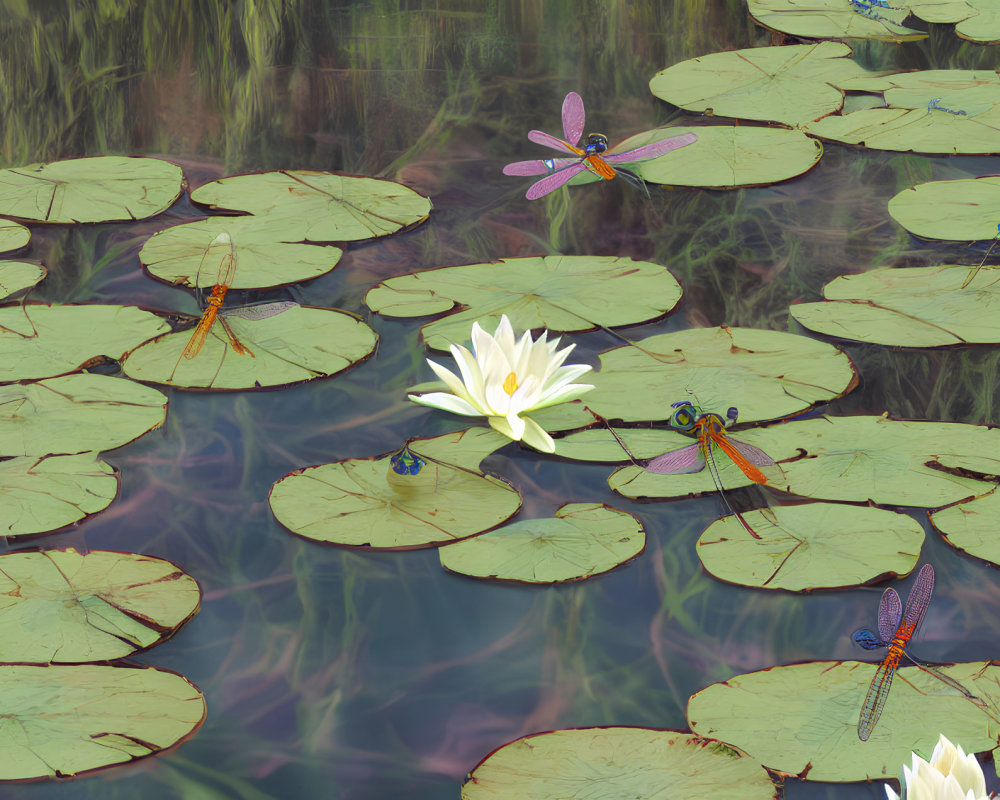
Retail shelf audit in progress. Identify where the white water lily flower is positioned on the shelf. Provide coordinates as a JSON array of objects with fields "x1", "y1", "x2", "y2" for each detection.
[
  {"x1": 408, "y1": 315, "x2": 594, "y2": 453},
  {"x1": 886, "y1": 734, "x2": 989, "y2": 800}
]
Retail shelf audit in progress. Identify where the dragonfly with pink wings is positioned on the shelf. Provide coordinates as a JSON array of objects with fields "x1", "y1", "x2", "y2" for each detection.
[{"x1": 503, "y1": 92, "x2": 697, "y2": 200}]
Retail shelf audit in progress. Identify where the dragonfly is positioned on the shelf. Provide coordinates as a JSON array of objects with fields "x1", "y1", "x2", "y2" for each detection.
[
  {"x1": 502, "y1": 91, "x2": 698, "y2": 200},
  {"x1": 961, "y1": 223, "x2": 1000, "y2": 288},
  {"x1": 856, "y1": 563, "x2": 937, "y2": 741},
  {"x1": 182, "y1": 232, "x2": 295, "y2": 360},
  {"x1": 390, "y1": 445, "x2": 426, "y2": 475}
]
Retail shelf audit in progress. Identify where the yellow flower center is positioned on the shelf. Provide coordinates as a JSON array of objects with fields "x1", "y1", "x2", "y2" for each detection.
[{"x1": 503, "y1": 371, "x2": 518, "y2": 396}]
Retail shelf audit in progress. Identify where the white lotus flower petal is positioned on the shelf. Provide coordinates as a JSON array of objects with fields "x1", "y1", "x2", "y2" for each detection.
[
  {"x1": 408, "y1": 392, "x2": 482, "y2": 416},
  {"x1": 888, "y1": 735, "x2": 988, "y2": 800},
  {"x1": 408, "y1": 315, "x2": 593, "y2": 451}
]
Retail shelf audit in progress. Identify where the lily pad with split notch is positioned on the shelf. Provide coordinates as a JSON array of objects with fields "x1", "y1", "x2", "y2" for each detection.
[
  {"x1": 462, "y1": 728, "x2": 776, "y2": 800},
  {"x1": 909, "y1": 0, "x2": 1000, "y2": 43},
  {"x1": 439, "y1": 503, "x2": 645, "y2": 584},
  {"x1": 0, "y1": 260, "x2": 44, "y2": 300},
  {"x1": 930, "y1": 487, "x2": 1000, "y2": 568},
  {"x1": 0, "y1": 374, "x2": 167, "y2": 457},
  {"x1": 0, "y1": 548, "x2": 200, "y2": 663},
  {"x1": 0, "y1": 304, "x2": 170, "y2": 384},
  {"x1": 697, "y1": 504, "x2": 925, "y2": 591},
  {"x1": 189, "y1": 170, "x2": 431, "y2": 242},
  {"x1": 269, "y1": 428, "x2": 521, "y2": 549},
  {"x1": 747, "y1": 0, "x2": 927, "y2": 41},
  {"x1": 0, "y1": 156, "x2": 183, "y2": 224},
  {"x1": 688, "y1": 661, "x2": 1000, "y2": 782},
  {"x1": 0, "y1": 663, "x2": 205, "y2": 780},
  {"x1": 140, "y1": 216, "x2": 343, "y2": 290},
  {"x1": 888, "y1": 176, "x2": 1000, "y2": 241},
  {"x1": 790, "y1": 265, "x2": 1000, "y2": 347},
  {"x1": 121, "y1": 304, "x2": 377, "y2": 391},
  {"x1": 0, "y1": 221, "x2": 30, "y2": 254},
  {"x1": 609, "y1": 415, "x2": 1000, "y2": 507},
  {"x1": 365, "y1": 255, "x2": 682, "y2": 352},
  {"x1": 0, "y1": 453, "x2": 119, "y2": 538},
  {"x1": 649, "y1": 42, "x2": 872, "y2": 127}
]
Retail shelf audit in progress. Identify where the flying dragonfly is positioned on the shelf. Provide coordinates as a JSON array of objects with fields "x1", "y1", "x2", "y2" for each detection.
[
  {"x1": 182, "y1": 232, "x2": 295, "y2": 360},
  {"x1": 856, "y1": 564, "x2": 936, "y2": 741},
  {"x1": 503, "y1": 92, "x2": 697, "y2": 200}
]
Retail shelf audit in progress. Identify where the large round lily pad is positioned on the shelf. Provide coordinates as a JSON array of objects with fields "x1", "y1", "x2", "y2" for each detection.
[
  {"x1": 888, "y1": 177, "x2": 1000, "y2": 241},
  {"x1": 613, "y1": 126, "x2": 823, "y2": 189},
  {"x1": 0, "y1": 260, "x2": 44, "y2": 300},
  {"x1": 0, "y1": 454, "x2": 119, "y2": 537},
  {"x1": 697, "y1": 504, "x2": 924, "y2": 591},
  {"x1": 439, "y1": 503, "x2": 645, "y2": 583},
  {"x1": 930, "y1": 488, "x2": 1000, "y2": 567},
  {"x1": 365, "y1": 256, "x2": 682, "y2": 352},
  {"x1": 0, "y1": 663, "x2": 205, "y2": 780},
  {"x1": 609, "y1": 415, "x2": 1000, "y2": 507},
  {"x1": 0, "y1": 374, "x2": 167, "y2": 457},
  {"x1": 0, "y1": 156, "x2": 183, "y2": 224},
  {"x1": 0, "y1": 304, "x2": 170, "y2": 383},
  {"x1": 0, "y1": 548, "x2": 200, "y2": 663},
  {"x1": 802, "y1": 70, "x2": 1000, "y2": 154},
  {"x1": 0, "y1": 221, "x2": 30, "y2": 254},
  {"x1": 910, "y1": 0, "x2": 1000, "y2": 43},
  {"x1": 558, "y1": 326, "x2": 855, "y2": 426},
  {"x1": 688, "y1": 661, "x2": 1000, "y2": 782},
  {"x1": 121, "y1": 304, "x2": 377, "y2": 391},
  {"x1": 189, "y1": 171, "x2": 431, "y2": 242},
  {"x1": 140, "y1": 216, "x2": 343, "y2": 290},
  {"x1": 462, "y1": 728, "x2": 776, "y2": 800},
  {"x1": 790, "y1": 266, "x2": 1000, "y2": 346},
  {"x1": 650, "y1": 42, "x2": 870, "y2": 127},
  {"x1": 747, "y1": 0, "x2": 927, "y2": 41},
  {"x1": 269, "y1": 428, "x2": 521, "y2": 549}
]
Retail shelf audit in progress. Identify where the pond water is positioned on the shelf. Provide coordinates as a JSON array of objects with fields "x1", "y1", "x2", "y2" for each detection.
[{"x1": 5, "y1": 1, "x2": 1000, "y2": 798}]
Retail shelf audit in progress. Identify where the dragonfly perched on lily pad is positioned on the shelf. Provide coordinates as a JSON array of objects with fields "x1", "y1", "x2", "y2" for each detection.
[
  {"x1": 182, "y1": 231, "x2": 296, "y2": 360},
  {"x1": 503, "y1": 92, "x2": 697, "y2": 200}
]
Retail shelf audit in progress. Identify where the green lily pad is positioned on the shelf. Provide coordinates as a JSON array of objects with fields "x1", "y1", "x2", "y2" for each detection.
[
  {"x1": 697, "y1": 504, "x2": 924, "y2": 591},
  {"x1": 0, "y1": 454, "x2": 119, "y2": 537},
  {"x1": 790, "y1": 266, "x2": 1000, "y2": 347},
  {"x1": 0, "y1": 260, "x2": 44, "y2": 300},
  {"x1": 688, "y1": 661, "x2": 1000, "y2": 782},
  {"x1": 439, "y1": 503, "x2": 645, "y2": 584},
  {"x1": 608, "y1": 415, "x2": 999, "y2": 507},
  {"x1": 747, "y1": 0, "x2": 927, "y2": 41},
  {"x1": 910, "y1": 0, "x2": 1000, "y2": 43},
  {"x1": 121, "y1": 304, "x2": 377, "y2": 391},
  {"x1": 0, "y1": 156, "x2": 183, "y2": 224},
  {"x1": 269, "y1": 428, "x2": 521, "y2": 549},
  {"x1": 930, "y1": 487, "x2": 1000, "y2": 567},
  {"x1": 462, "y1": 728, "x2": 776, "y2": 800},
  {"x1": 365, "y1": 256, "x2": 682, "y2": 352},
  {"x1": 802, "y1": 70, "x2": 1000, "y2": 153},
  {"x1": 140, "y1": 216, "x2": 343, "y2": 290},
  {"x1": 649, "y1": 42, "x2": 871, "y2": 127},
  {"x1": 189, "y1": 171, "x2": 431, "y2": 242},
  {"x1": 0, "y1": 304, "x2": 170, "y2": 383},
  {"x1": 611, "y1": 126, "x2": 823, "y2": 189},
  {"x1": 0, "y1": 548, "x2": 200, "y2": 664},
  {"x1": 0, "y1": 663, "x2": 205, "y2": 780},
  {"x1": 0, "y1": 220, "x2": 30, "y2": 254},
  {"x1": 0, "y1": 374, "x2": 167, "y2": 457},
  {"x1": 573, "y1": 326, "x2": 856, "y2": 426},
  {"x1": 888, "y1": 177, "x2": 1000, "y2": 241}
]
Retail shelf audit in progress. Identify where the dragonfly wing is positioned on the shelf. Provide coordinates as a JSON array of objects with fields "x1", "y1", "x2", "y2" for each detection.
[
  {"x1": 527, "y1": 130, "x2": 584, "y2": 155},
  {"x1": 644, "y1": 442, "x2": 704, "y2": 474},
  {"x1": 711, "y1": 433, "x2": 773, "y2": 485},
  {"x1": 503, "y1": 158, "x2": 578, "y2": 176},
  {"x1": 561, "y1": 92, "x2": 585, "y2": 146},
  {"x1": 223, "y1": 301, "x2": 298, "y2": 321},
  {"x1": 858, "y1": 654, "x2": 899, "y2": 741},
  {"x1": 525, "y1": 163, "x2": 587, "y2": 200},
  {"x1": 604, "y1": 132, "x2": 698, "y2": 164},
  {"x1": 878, "y1": 588, "x2": 903, "y2": 644},
  {"x1": 901, "y1": 564, "x2": 935, "y2": 634}
]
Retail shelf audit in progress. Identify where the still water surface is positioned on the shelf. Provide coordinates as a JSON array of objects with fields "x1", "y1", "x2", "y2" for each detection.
[{"x1": 5, "y1": 1, "x2": 1000, "y2": 798}]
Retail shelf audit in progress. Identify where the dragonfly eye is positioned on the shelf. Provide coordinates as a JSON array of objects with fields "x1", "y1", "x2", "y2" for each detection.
[
  {"x1": 726, "y1": 407, "x2": 739, "y2": 425},
  {"x1": 851, "y1": 629, "x2": 883, "y2": 651},
  {"x1": 390, "y1": 448, "x2": 425, "y2": 475},
  {"x1": 584, "y1": 133, "x2": 609, "y2": 154},
  {"x1": 669, "y1": 406, "x2": 697, "y2": 431}
]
